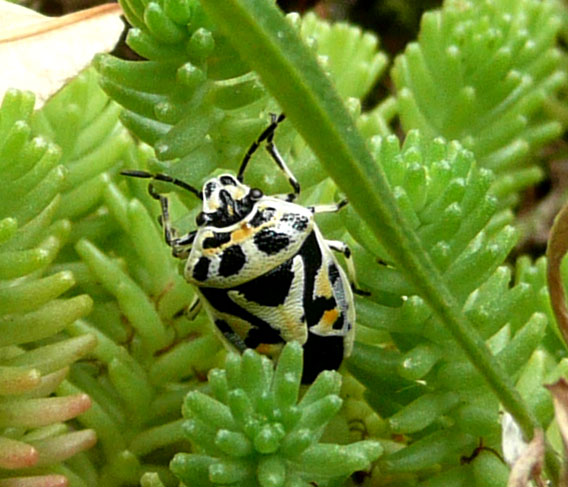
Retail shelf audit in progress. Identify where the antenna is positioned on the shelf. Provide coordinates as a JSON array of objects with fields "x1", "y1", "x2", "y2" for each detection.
[{"x1": 121, "y1": 170, "x2": 203, "y2": 200}]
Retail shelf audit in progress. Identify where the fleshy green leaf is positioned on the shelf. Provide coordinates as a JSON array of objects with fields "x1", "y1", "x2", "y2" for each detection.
[
  {"x1": 172, "y1": 343, "x2": 382, "y2": 486},
  {"x1": 392, "y1": 0, "x2": 566, "y2": 207}
]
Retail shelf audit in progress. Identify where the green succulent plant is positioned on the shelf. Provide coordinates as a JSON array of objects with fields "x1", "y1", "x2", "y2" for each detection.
[
  {"x1": 172, "y1": 342, "x2": 381, "y2": 487},
  {"x1": 344, "y1": 130, "x2": 565, "y2": 481},
  {"x1": 393, "y1": 0, "x2": 566, "y2": 208},
  {"x1": 2, "y1": 0, "x2": 568, "y2": 485},
  {"x1": 0, "y1": 89, "x2": 96, "y2": 484}
]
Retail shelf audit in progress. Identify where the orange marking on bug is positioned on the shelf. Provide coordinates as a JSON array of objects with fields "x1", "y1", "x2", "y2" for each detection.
[
  {"x1": 203, "y1": 247, "x2": 224, "y2": 257},
  {"x1": 231, "y1": 223, "x2": 253, "y2": 243},
  {"x1": 322, "y1": 308, "x2": 339, "y2": 327}
]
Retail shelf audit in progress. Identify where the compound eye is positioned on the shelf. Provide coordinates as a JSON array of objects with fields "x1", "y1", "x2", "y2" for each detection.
[
  {"x1": 249, "y1": 188, "x2": 263, "y2": 200},
  {"x1": 196, "y1": 212, "x2": 209, "y2": 226}
]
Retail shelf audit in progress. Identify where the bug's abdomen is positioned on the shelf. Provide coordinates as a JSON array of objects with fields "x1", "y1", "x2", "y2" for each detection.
[{"x1": 302, "y1": 334, "x2": 345, "y2": 383}]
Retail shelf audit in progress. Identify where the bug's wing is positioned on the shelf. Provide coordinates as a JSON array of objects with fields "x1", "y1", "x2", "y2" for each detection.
[
  {"x1": 198, "y1": 298, "x2": 254, "y2": 353},
  {"x1": 196, "y1": 255, "x2": 309, "y2": 358},
  {"x1": 308, "y1": 232, "x2": 356, "y2": 357},
  {"x1": 227, "y1": 254, "x2": 308, "y2": 345}
]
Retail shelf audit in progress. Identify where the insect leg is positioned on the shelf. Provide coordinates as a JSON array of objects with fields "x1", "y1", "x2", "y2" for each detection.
[
  {"x1": 238, "y1": 113, "x2": 286, "y2": 180},
  {"x1": 185, "y1": 295, "x2": 202, "y2": 321},
  {"x1": 170, "y1": 231, "x2": 196, "y2": 259},
  {"x1": 325, "y1": 239, "x2": 370, "y2": 296},
  {"x1": 308, "y1": 199, "x2": 348, "y2": 214},
  {"x1": 264, "y1": 115, "x2": 300, "y2": 201},
  {"x1": 148, "y1": 184, "x2": 196, "y2": 258},
  {"x1": 238, "y1": 114, "x2": 299, "y2": 200}
]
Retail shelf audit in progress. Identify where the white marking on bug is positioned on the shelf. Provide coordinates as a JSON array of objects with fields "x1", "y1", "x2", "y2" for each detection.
[{"x1": 228, "y1": 255, "x2": 307, "y2": 344}]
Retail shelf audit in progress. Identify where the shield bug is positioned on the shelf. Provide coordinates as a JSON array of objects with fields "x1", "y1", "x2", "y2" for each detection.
[{"x1": 122, "y1": 114, "x2": 365, "y2": 382}]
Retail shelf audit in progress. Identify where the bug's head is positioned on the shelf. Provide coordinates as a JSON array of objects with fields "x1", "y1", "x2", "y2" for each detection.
[{"x1": 197, "y1": 174, "x2": 263, "y2": 228}]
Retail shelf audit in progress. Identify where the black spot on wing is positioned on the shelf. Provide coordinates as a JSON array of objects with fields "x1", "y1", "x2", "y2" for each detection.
[
  {"x1": 236, "y1": 259, "x2": 295, "y2": 306},
  {"x1": 302, "y1": 332, "x2": 344, "y2": 383},
  {"x1": 219, "y1": 245, "x2": 246, "y2": 277},
  {"x1": 244, "y1": 325, "x2": 284, "y2": 349},
  {"x1": 332, "y1": 312, "x2": 345, "y2": 330},
  {"x1": 298, "y1": 232, "x2": 327, "y2": 327},
  {"x1": 202, "y1": 231, "x2": 231, "y2": 249},
  {"x1": 192, "y1": 257, "x2": 210, "y2": 281},
  {"x1": 297, "y1": 233, "x2": 350, "y2": 334},
  {"x1": 250, "y1": 207, "x2": 276, "y2": 228},
  {"x1": 311, "y1": 296, "x2": 337, "y2": 319},
  {"x1": 254, "y1": 228, "x2": 290, "y2": 255},
  {"x1": 282, "y1": 212, "x2": 309, "y2": 232},
  {"x1": 295, "y1": 233, "x2": 351, "y2": 382},
  {"x1": 200, "y1": 287, "x2": 284, "y2": 346},
  {"x1": 328, "y1": 263, "x2": 340, "y2": 284}
]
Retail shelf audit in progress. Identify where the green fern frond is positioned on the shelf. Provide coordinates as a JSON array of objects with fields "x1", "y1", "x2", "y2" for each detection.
[
  {"x1": 418, "y1": 255, "x2": 568, "y2": 486},
  {"x1": 347, "y1": 131, "x2": 516, "y2": 302},
  {"x1": 0, "y1": 89, "x2": 96, "y2": 485},
  {"x1": 512, "y1": 255, "x2": 568, "y2": 416},
  {"x1": 0, "y1": 70, "x2": 211, "y2": 486},
  {"x1": 392, "y1": 0, "x2": 566, "y2": 207},
  {"x1": 172, "y1": 342, "x2": 382, "y2": 487},
  {"x1": 95, "y1": 0, "x2": 273, "y2": 183}
]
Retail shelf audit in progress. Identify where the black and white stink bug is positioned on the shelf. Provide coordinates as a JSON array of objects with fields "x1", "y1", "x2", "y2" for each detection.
[{"x1": 122, "y1": 114, "x2": 365, "y2": 383}]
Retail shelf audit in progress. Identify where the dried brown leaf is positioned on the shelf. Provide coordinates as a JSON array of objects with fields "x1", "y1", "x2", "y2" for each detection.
[
  {"x1": 546, "y1": 202, "x2": 568, "y2": 347},
  {"x1": 0, "y1": 1, "x2": 123, "y2": 107}
]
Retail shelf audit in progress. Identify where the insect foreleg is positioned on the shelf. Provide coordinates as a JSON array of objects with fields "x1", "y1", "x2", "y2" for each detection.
[
  {"x1": 185, "y1": 295, "x2": 202, "y2": 320},
  {"x1": 264, "y1": 115, "x2": 300, "y2": 201},
  {"x1": 148, "y1": 184, "x2": 196, "y2": 259},
  {"x1": 308, "y1": 199, "x2": 348, "y2": 214}
]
